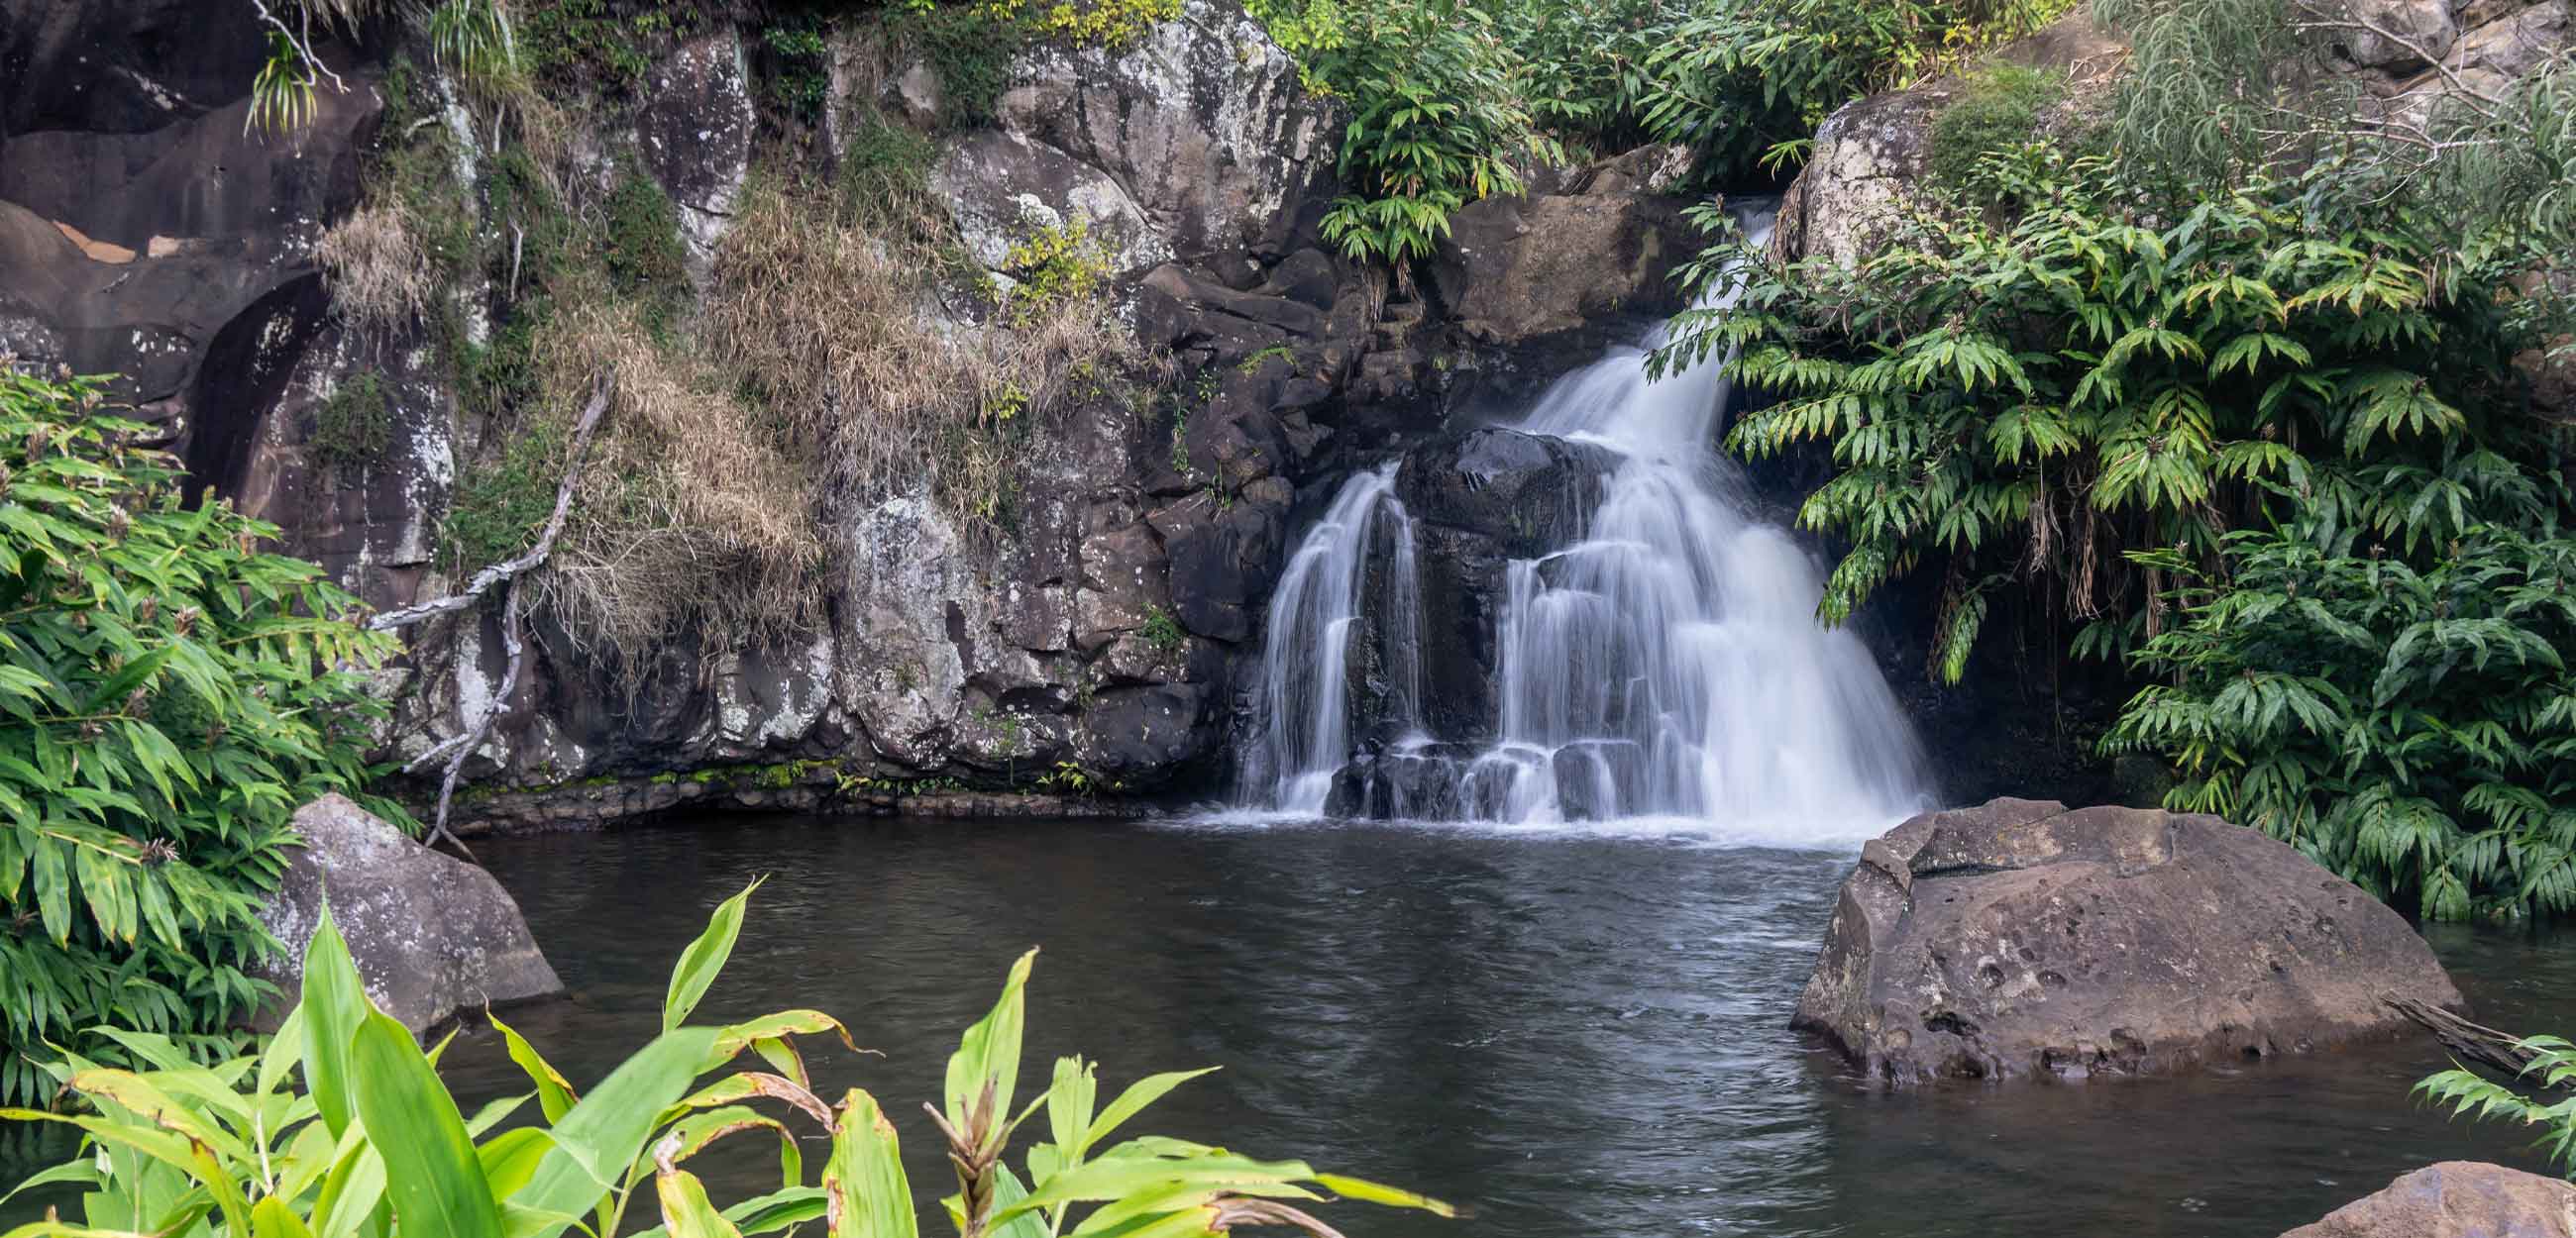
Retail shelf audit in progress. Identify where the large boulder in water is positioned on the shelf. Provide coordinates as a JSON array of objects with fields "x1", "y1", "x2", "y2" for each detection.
[
  {"x1": 2280, "y1": 1162, "x2": 2576, "y2": 1237},
  {"x1": 255, "y1": 795, "x2": 562, "y2": 1033},
  {"x1": 1395, "y1": 427, "x2": 1621, "y2": 557},
  {"x1": 1793, "y1": 797, "x2": 2464, "y2": 1083}
]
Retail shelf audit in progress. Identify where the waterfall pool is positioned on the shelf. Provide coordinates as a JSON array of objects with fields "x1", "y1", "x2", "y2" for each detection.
[{"x1": 10, "y1": 814, "x2": 2550, "y2": 1237}]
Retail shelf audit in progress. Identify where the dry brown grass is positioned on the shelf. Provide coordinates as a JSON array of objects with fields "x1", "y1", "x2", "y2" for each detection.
[
  {"x1": 315, "y1": 201, "x2": 433, "y2": 335},
  {"x1": 704, "y1": 177, "x2": 1141, "y2": 543},
  {"x1": 522, "y1": 282, "x2": 829, "y2": 658}
]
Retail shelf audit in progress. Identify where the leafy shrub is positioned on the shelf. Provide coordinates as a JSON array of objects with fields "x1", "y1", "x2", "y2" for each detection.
[
  {"x1": 1928, "y1": 63, "x2": 2070, "y2": 191},
  {"x1": 762, "y1": 19, "x2": 833, "y2": 120},
  {"x1": 1638, "y1": 0, "x2": 2073, "y2": 181},
  {"x1": 441, "y1": 409, "x2": 569, "y2": 578},
  {"x1": 308, "y1": 370, "x2": 393, "y2": 482},
  {"x1": 1659, "y1": 151, "x2": 2564, "y2": 683},
  {"x1": 0, "y1": 367, "x2": 406, "y2": 1104},
  {"x1": 1258, "y1": 0, "x2": 1553, "y2": 263},
  {"x1": 2109, "y1": 524, "x2": 2576, "y2": 921},
  {"x1": 1, "y1": 883, "x2": 1451, "y2": 1238},
  {"x1": 519, "y1": 0, "x2": 696, "y2": 94},
  {"x1": 2097, "y1": 0, "x2": 2576, "y2": 243}
]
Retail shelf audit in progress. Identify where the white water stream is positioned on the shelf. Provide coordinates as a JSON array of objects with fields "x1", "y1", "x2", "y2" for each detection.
[{"x1": 1241, "y1": 220, "x2": 1931, "y2": 838}]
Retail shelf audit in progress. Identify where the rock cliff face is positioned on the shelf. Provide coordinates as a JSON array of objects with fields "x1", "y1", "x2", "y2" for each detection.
[{"x1": 0, "y1": 0, "x2": 1705, "y2": 826}]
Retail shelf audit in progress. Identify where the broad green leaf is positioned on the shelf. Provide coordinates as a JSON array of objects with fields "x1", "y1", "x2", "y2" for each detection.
[
  {"x1": 654, "y1": 1168, "x2": 745, "y2": 1238},
  {"x1": 489, "y1": 1013, "x2": 579, "y2": 1124},
  {"x1": 943, "y1": 948, "x2": 1037, "y2": 1144},
  {"x1": 348, "y1": 1009, "x2": 504, "y2": 1238},
  {"x1": 301, "y1": 904, "x2": 371, "y2": 1140},
  {"x1": 509, "y1": 1027, "x2": 720, "y2": 1234},
  {"x1": 822, "y1": 1088, "x2": 915, "y2": 1238},
  {"x1": 665, "y1": 879, "x2": 762, "y2": 1032}
]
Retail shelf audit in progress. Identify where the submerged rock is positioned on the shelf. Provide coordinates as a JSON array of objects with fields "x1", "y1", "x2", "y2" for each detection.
[
  {"x1": 1793, "y1": 797, "x2": 2463, "y2": 1083},
  {"x1": 2280, "y1": 1162, "x2": 2576, "y2": 1237},
  {"x1": 255, "y1": 795, "x2": 562, "y2": 1033}
]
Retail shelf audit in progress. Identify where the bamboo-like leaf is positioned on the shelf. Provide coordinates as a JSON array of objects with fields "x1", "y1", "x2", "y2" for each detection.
[{"x1": 348, "y1": 1009, "x2": 505, "y2": 1238}]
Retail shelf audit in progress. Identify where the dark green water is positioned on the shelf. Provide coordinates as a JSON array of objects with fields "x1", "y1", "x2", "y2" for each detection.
[{"x1": 9, "y1": 815, "x2": 2575, "y2": 1236}]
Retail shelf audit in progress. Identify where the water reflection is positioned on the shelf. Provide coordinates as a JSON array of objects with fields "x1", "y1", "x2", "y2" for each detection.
[{"x1": 8, "y1": 817, "x2": 2571, "y2": 1237}]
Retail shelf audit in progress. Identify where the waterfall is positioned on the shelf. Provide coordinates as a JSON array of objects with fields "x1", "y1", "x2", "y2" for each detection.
[
  {"x1": 1242, "y1": 466, "x2": 1426, "y2": 816},
  {"x1": 1238, "y1": 216, "x2": 1932, "y2": 837}
]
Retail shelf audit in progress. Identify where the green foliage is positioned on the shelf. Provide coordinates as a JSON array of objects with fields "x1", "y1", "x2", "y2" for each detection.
[
  {"x1": 892, "y1": 3, "x2": 1027, "y2": 128},
  {"x1": 2095, "y1": 0, "x2": 2576, "y2": 241},
  {"x1": 441, "y1": 412, "x2": 568, "y2": 576},
  {"x1": 248, "y1": 29, "x2": 319, "y2": 136},
  {"x1": 603, "y1": 167, "x2": 691, "y2": 326},
  {"x1": 519, "y1": 0, "x2": 698, "y2": 94},
  {"x1": 1252, "y1": 0, "x2": 2070, "y2": 265},
  {"x1": 763, "y1": 19, "x2": 834, "y2": 121},
  {"x1": 0, "y1": 368, "x2": 407, "y2": 1105},
  {"x1": 1642, "y1": 0, "x2": 2073, "y2": 182},
  {"x1": 2418, "y1": 1031, "x2": 2576, "y2": 1173},
  {"x1": 839, "y1": 108, "x2": 940, "y2": 225},
  {"x1": 428, "y1": 0, "x2": 521, "y2": 101},
  {"x1": 1, "y1": 885, "x2": 1451, "y2": 1238},
  {"x1": 2108, "y1": 524, "x2": 2576, "y2": 921},
  {"x1": 1140, "y1": 605, "x2": 1187, "y2": 653},
  {"x1": 308, "y1": 371, "x2": 393, "y2": 483},
  {"x1": 1929, "y1": 63, "x2": 2071, "y2": 191},
  {"x1": 1661, "y1": 151, "x2": 2565, "y2": 671},
  {"x1": 1001, "y1": 217, "x2": 1110, "y2": 325},
  {"x1": 1261, "y1": 0, "x2": 1551, "y2": 263}
]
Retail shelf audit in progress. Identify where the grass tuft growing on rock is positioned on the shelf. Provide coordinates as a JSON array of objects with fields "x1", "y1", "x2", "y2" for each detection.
[
  {"x1": 706, "y1": 175, "x2": 1141, "y2": 546},
  {"x1": 315, "y1": 202, "x2": 435, "y2": 334}
]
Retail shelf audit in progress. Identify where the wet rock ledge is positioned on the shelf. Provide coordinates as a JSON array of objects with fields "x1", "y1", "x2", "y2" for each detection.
[{"x1": 1794, "y1": 797, "x2": 2465, "y2": 1083}]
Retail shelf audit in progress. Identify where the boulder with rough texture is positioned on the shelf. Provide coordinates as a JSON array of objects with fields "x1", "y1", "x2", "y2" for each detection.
[
  {"x1": 255, "y1": 795, "x2": 562, "y2": 1033},
  {"x1": 1424, "y1": 148, "x2": 1693, "y2": 352},
  {"x1": 936, "y1": 0, "x2": 1339, "y2": 275},
  {"x1": 2336, "y1": 0, "x2": 2460, "y2": 69},
  {"x1": 2281, "y1": 1162, "x2": 2576, "y2": 1237},
  {"x1": 1794, "y1": 797, "x2": 2465, "y2": 1083}
]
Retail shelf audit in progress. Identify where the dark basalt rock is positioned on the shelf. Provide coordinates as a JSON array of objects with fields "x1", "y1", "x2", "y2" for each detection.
[
  {"x1": 1794, "y1": 796, "x2": 2465, "y2": 1083},
  {"x1": 1395, "y1": 427, "x2": 1622, "y2": 556},
  {"x1": 255, "y1": 795, "x2": 562, "y2": 1033},
  {"x1": 2280, "y1": 1162, "x2": 2576, "y2": 1238}
]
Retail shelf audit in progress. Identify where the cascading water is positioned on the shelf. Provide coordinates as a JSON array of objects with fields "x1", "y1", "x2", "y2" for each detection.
[{"x1": 1240, "y1": 214, "x2": 1932, "y2": 836}]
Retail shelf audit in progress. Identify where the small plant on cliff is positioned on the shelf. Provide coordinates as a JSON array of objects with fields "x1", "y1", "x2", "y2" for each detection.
[
  {"x1": 3, "y1": 882, "x2": 1450, "y2": 1238},
  {"x1": 308, "y1": 369, "x2": 394, "y2": 482},
  {"x1": 0, "y1": 365, "x2": 409, "y2": 1105},
  {"x1": 1002, "y1": 215, "x2": 1112, "y2": 325},
  {"x1": 1141, "y1": 604, "x2": 1188, "y2": 653},
  {"x1": 1928, "y1": 63, "x2": 2074, "y2": 192}
]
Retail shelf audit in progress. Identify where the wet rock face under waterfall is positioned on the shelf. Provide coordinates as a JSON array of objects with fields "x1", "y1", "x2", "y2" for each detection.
[{"x1": 1794, "y1": 797, "x2": 2466, "y2": 1083}]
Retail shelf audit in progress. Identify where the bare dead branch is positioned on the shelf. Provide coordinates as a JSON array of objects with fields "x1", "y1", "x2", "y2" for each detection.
[{"x1": 372, "y1": 372, "x2": 615, "y2": 632}]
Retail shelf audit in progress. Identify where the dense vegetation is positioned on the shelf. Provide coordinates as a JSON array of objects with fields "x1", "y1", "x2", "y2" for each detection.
[
  {"x1": 1249, "y1": 0, "x2": 2075, "y2": 263},
  {"x1": 1650, "y1": 0, "x2": 2576, "y2": 918},
  {"x1": 0, "y1": 885, "x2": 1447, "y2": 1238},
  {"x1": 0, "y1": 368, "x2": 408, "y2": 1104}
]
